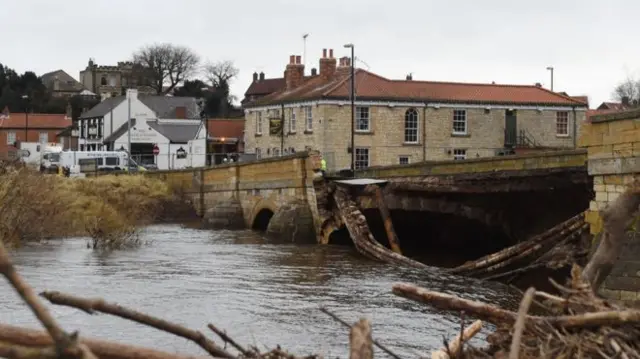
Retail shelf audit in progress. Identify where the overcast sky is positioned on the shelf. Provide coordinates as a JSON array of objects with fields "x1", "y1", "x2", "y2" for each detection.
[{"x1": 1, "y1": 0, "x2": 636, "y2": 108}]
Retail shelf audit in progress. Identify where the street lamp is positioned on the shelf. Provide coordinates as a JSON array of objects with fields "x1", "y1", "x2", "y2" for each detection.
[
  {"x1": 21, "y1": 95, "x2": 29, "y2": 143},
  {"x1": 344, "y1": 43, "x2": 355, "y2": 174},
  {"x1": 546, "y1": 66, "x2": 554, "y2": 91}
]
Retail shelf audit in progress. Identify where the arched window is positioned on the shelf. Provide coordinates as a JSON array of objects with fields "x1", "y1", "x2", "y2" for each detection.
[
  {"x1": 404, "y1": 108, "x2": 419, "y2": 143},
  {"x1": 100, "y1": 76, "x2": 107, "y2": 85}
]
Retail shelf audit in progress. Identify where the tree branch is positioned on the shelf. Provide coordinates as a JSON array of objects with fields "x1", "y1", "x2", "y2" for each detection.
[
  {"x1": 40, "y1": 291, "x2": 235, "y2": 358},
  {"x1": 0, "y1": 239, "x2": 97, "y2": 358}
]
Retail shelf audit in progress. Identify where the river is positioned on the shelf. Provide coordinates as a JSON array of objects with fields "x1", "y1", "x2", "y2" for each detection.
[{"x1": 1, "y1": 224, "x2": 522, "y2": 358}]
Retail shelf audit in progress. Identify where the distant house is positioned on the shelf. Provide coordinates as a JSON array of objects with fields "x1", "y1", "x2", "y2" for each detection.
[
  {"x1": 103, "y1": 118, "x2": 207, "y2": 170},
  {"x1": 207, "y1": 118, "x2": 245, "y2": 164},
  {"x1": 242, "y1": 72, "x2": 287, "y2": 105},
  {"x1": 597, "y1": 102, "x2": 631, "y2": 111},
  {"x1": 0, "y1": 107, "x2": 71, "y2": 157},
  {"x1": 40, "y1": 70, "x2": 87, "y2": 98},
  {"x1": 77, "y1": 89, "x2": 199, "y2": 155}
]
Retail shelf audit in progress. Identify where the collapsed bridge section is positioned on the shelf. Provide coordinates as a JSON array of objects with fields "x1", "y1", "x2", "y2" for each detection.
[{"x1": 316, "y1": 163, "x2": 593, "y2": 288}]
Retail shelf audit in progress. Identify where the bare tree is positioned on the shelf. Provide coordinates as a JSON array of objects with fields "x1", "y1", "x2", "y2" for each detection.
[
  {"x1": 132, "y1": 43, "x2": 200, "y2": 95},
  {"x1": 204, "y1": 60, "x2": 239, "y2": 88},
  {"x1": 612, "y1": 76, "x2": 640, "y2": 106}
]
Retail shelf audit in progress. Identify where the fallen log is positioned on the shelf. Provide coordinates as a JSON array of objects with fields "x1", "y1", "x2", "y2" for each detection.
[
  {"x1": 0, "y1": 323, "x2": 207, "y2": 359},
  {"x1": 450, "y1": 212, "x2": 585, "y2": 275},
  {"x1": 392, "y1": 282, "x2": 640, "y2": 329},
  {"x1": 467, "y1": 222, "x2": 588, "y2": 278}
]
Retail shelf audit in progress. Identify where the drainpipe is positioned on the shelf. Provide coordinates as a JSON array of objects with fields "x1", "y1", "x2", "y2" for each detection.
[
  {"x1": 572, "y1": 106, "x2": 577, "y2": 149},
  {"x1": 422, "y1": 104, "x2": 427, "y2": 161},
  {"x1": 280, "y1": 103, "x2": 285, "y2": 155}
]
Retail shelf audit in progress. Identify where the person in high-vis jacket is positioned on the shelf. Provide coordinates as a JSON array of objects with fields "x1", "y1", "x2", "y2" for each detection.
[{"x1": 320, "y1": 157, "x2": 327, "y2": 177}]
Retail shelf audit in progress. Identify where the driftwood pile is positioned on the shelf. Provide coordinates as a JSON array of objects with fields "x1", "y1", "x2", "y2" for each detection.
[{"x1": 393, "y1": 265, "x2": 640, "y2": 359}]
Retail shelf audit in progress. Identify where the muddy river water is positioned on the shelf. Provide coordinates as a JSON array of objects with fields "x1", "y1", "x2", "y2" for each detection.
[{"x1": 1, "y1": 224, "x2": 521, "y2": 357}]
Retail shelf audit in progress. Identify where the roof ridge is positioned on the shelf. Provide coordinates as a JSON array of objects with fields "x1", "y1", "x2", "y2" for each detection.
[{"x1": 390, "y1": 79, "x2": 544, "y2": 88}]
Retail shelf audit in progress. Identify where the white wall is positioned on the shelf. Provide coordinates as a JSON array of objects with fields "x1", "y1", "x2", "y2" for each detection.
[
  {"x1": 113, "y1": 122, "x2": 207, "y2": 170},
  {"x1": 103, "y1": 90, "x2": 155, "y2": 138}
]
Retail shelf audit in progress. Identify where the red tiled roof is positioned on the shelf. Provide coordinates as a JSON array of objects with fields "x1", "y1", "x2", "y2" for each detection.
[
  {"x1": 571, "y1": 96, "x2": 589, "y2": 105},
  {"x1": 0, "y1": 113, "x2": 71, "y2": 129},
  {"x1": 586, "y1": 108, "x2": 623, "y2": 121},
  {"x1": 207, "y1": 119, "x2": 244, "y2": 139},
  {"x1": 597, "y1": 102, "x2": 629, "y2": 111},
  {"x1": 244, "y1": 78, "x2": 286, "y2": 96},
  {"x1": 248, "y1": 68, "x2": 587, "y2": 107}
]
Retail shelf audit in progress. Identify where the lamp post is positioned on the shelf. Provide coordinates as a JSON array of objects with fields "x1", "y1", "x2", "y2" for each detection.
[
  {"x1": 344, "y1": 43, "x2": 355, "y2": 174},
  {"x1": 21, "y1": 95, "x2": 29, "y2": 143},
  {"x1": 546, "y1": 66, "x2": 554, "y2": 92}
]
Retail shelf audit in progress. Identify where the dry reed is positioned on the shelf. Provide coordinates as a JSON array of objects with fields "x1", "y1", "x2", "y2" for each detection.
[{"x1": 0, "y1": 166, "x2": 174, "y2": 249}]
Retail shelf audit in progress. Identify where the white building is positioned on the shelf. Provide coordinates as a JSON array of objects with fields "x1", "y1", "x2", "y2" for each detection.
[
  {"x1": 77, "y1": 89, "x2": 200, "y2": 151},
  {"x1": 104, "y1": 118, "x2": 207, "y2": 170}
]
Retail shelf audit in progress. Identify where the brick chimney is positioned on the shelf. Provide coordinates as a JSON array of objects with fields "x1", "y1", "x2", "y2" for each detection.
[
  {"x1": 284, "y1": 55, "x2": 304, "y2": 90},
  {"x1": 259, "y1": 72, "x2": 265, "y2": 81},
  {"x1": 319, "y1": 49, "x2": 337, "y2": 79},
  {"x1": 622, "y1": 96, "x2": 630, "y2": 106},
  {"x1": 311, "y1": 68, "x2": 317, "y2": 76},
  {"x1": 253, "y1": 72, "x2": 258, "y2": 82}
]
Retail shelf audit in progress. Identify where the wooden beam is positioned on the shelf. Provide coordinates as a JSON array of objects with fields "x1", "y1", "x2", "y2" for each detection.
[{"x1": 372, "y1": 185, "x2": 402, "y2": 254}]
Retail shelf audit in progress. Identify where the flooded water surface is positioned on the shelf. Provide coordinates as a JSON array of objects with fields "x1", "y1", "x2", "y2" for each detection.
[{"x1": 1, "y1": 224, "x2": 521, "y2": 358}]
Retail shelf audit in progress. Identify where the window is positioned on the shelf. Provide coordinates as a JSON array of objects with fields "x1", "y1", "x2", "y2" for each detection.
[
  {"x1": 355, "y1": 148, "x2": 369, "y2": 169},
  {"x1": 404, "y1": 108, "x2": 419, "y2": 143},
  {"x1": 453, "y1": 149, "x2": 467, "y2": 160},
  {"x1": 289, "y1": 108, "x2": 297, "y2": 133},
  {"x1": 304, "y1": 106, "x2": 313, "y2": 131},
  {"x1": 105, "y1": 157, "x2": 119, "y2": 166},
  {"x1": 6, "y1": 131, "x2": 15, "y2": 145},
  {"x1": 289, "y1": 147, "x2": 296, "y2": 154},
  {"x1": 100, "y1": 77, "x2": 107, "y2": 85},
  {"x1": 452, "y1": 110, "x2": 467, "y2": 134},
  {"x1": 399, "y1": 156, "x2": 410, "y2": 165},
  {"x1": 256, "y1": 112, "x2": 263, "y2": 134},
  {"x1": 273, "y1": 148, "x2": 280, "y2": 157},
  {"x1": 556, "y1": 111, "x2": 569, "y2": 136},
  {"x1": 256, "y1": 148, "x2": 262, "y2": 159},
  {"x1": 283, "y1": 148, "x2": 289, "y2": 155},
  {"x1": 39, "y1": 132, "x2": 48, "y2": 143},
  {"x1": 355, "y1": 106, "x2": 370, "y2": 131}
]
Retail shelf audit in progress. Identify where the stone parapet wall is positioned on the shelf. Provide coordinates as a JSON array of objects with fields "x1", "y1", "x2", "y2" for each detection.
[
  {"x1": 579, "y1": 109, "x2": 640, "y2": 299},
  {"x1": 145, "y1": 151, "x2": 323, "y2": 243},
  {"x1": 354, "y1": 149, "x2": 587, "y2": 178}
]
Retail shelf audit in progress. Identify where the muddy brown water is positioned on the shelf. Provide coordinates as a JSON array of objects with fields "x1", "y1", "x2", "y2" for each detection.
[{"x1": 1, "y1": 224, "x2": 521, "y2": 358}]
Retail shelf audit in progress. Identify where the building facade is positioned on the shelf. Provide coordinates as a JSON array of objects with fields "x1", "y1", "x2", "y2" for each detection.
[
  {"x1": 243, "y1": 49, "x2": 588, "y2": 171},
  {"x1": 39, "y1": 70, "x2": 87, "y2": 98},
  {"x1": 0, "y1": 109, "x2": 71, "y2": 157},
  {"x1": 79, "y1": 59, "x2": 155, "y2": 101},
  {"x1": 77, "y1": 89, "x2": 200, "y2": 153}
]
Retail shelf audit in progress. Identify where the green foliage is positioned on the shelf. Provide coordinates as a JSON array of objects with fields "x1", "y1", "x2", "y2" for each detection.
[{"x1": 0, "y1": 62, "x2": 64, "y2": 114}]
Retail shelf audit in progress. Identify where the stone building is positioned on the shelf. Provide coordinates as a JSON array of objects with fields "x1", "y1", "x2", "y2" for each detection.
[
  {"x1": 39, "y1": 70, "x2": 87, "y2": 98},
  {"x1": 79, "y1": 59, "x2": 155, "y2": 101},
  {"x1": 242, "y1": 49, "x2": 589, "y2": 171}
]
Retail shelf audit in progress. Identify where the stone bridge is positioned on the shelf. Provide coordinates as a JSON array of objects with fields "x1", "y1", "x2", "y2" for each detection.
[{"x1": 145, "y1": 151, "x2": 324, "y2": 243}]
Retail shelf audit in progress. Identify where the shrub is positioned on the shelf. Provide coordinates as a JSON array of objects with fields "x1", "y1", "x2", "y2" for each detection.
[{"x1": 0, "y1": 167, "x2": 175, "y2": 249}]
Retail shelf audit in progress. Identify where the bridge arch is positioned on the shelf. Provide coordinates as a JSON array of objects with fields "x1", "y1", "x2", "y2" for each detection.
[{"x1": 250, "y1": 199, "x2": 278, "y2": 232}]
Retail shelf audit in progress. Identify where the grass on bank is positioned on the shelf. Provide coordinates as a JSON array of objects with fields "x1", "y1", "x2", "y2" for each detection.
[{"x1": 0, "y1": 167, "x2": 176, "y2": 250}]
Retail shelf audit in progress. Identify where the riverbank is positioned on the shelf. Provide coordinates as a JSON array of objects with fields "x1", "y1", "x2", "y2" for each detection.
[{"x1": 0, "y1": 167, "x2": 180, "y2": 249}]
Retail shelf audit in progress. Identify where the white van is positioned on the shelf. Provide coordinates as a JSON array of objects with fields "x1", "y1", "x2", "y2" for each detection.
[{"x1": 58, "y1": 151, "x2": 145, "y2": 176}]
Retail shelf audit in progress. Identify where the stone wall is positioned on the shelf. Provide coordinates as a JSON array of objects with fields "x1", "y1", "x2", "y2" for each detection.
[
  {"x1": 354, "y1": 149, "x2": 587, "y2": 178},
  {"x1": 579, "y1": 109, "x2": 640, "y2": 300},
  {"x1": 244, "y1": 104, "x2": 587, "y2": 171},
  {"x1": 146, "y1": 151, "x2": 322, "y2": 243}
]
